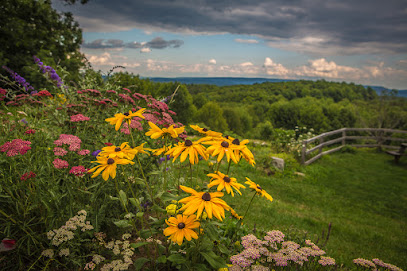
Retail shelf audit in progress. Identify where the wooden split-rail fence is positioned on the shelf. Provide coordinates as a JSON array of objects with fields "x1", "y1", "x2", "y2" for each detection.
[{"x1": 301, "y1": 128, "x2": 407, "y2": 165}]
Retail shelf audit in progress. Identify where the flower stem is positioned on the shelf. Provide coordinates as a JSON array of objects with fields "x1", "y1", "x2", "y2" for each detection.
[
  {"x1": 241, "y1": 192, "x2": 257, "y2": 225},
  {"x1": 226, "y1": 159, "x2": 232, "y2": 175}
]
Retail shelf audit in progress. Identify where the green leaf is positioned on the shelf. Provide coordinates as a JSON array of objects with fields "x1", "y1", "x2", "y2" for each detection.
[
  {"x1": 119, "y1": 190, "x2": 128, "y2": 207},
  {"x1": 133, "y1": 257, "x2": 149, "y2": 271},
  {"x1": 156, "y1": 255, "x2": 167, "y2": 264},
  {"x1": 129, "y1": 197, "x2": 140, "y2": 207},
  {"x1": 130, "y1": 242, "x2": 149, "y2": 249},
  {"x1": 109, "y1": 196, "x2": 118, "y2": 201},
  {"x1": 200, "y1": 251, "x2": 227, "y2": 269},
  {"x1": 113, "y1": 220, "x2": 132, "y2": 228},
  {"x1": 167, "y1": 253, "x2": 186, "y2": 264},
  {"x1": 160, "y1": 191, "x2": 178, "y2": 202},
  {"x1": 136, "y1": 212, "x2": 144, "y2": 218}
]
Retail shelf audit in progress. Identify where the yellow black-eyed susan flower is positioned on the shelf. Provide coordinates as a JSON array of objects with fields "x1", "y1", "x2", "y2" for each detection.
[
  {"x1": 165, "y1": 139, "x2": 208, "y2": 164},
  {"x1": 190, "y1": 124, "x2": 223, "y2": 138},
  {"x1": 207, "y1": 171, "x2": 245, "y2": 197},
  {"x1": 230, "y1": 137, "x2": 255, "y2": 166},
  {"x1": 245, "y1": 177, "x2": 273, "y2": 202},
  {"x1": 163, "y1": 214, "x2": 200, "y2": 245},
  {"x1": 105, "y1": 108, "x2": 145, "y2": 131},
  {"x1": 178, "y1": 185, "x2": 230, "y2": 221},
  {"x1": 145, "y1": 122, "x2": 185, "y2": 139},
  {"x1": 88, "y1": 156, "x2": 134, "y2": 181},
  {"x1": 100, "y1": 142, "x2": 138, "y2": 160},
  {"x1": 204, "y1": 138, "x2": 240, "y2": 164}
]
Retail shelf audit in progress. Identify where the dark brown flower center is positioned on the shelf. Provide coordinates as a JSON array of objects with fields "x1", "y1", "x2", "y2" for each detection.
[
  {"x1": 123, "y1": 112, "x2": 129, "y2": 116},
  {"x1": 257, "y1": 185, "x2": 262, "y2": 191},
  {"x1": 115, "y1": 147, "x2": 121, "y2": 152},
  {"x1": 202, "y1": 192, "x2": 211, "y2": 201},
  {"x1": 221, "y1": 141, "x2": 229, "y2": 148},
  {"x1": 107, "y1": 158, "x2": 115, "y2": 164},
  {"x1": 177, "y1": 222, "x2": 185, "y2": 229},
  {"x1": 225, "y1": 135, "x2": 229, "y2": 139},
  {"x1": 203, "y1": 128, "x2": 208, "y2": 132},
  {"x1": 223, "y1": 176, "x2": 231, "y2": 183},
  {"x1": 185, "y1": 140, "x2": 193, "y2": 147},
  {"x1": 232, "y1": 138, "x2": 240, "y2": 145}
]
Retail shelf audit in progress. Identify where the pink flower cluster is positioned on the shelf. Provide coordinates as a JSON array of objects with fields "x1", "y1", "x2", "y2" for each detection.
[
  {"x1": 353, "y1": 258, "x2": 403, "y2": 271},
  {"x1": 230, "y1": 231, "x2": 331, "y2": 270},
  {"x1": 69, "y1": 166, "x2": 88, "y2": 177},
  {"x1": 53, "y1": 147, "x2": 68, "y2": 156},
  {"x1": 25, "y1": 129, "x2": 36, "y2": 134},
  {"x1": 118, "y1": 93, "x2": 135, "y2": 105},
  {"x1": 77, "y1": 149, "x2": 90, "y2": 156},
  {"x1": 53, "y1": 158, "x2": 69, "y2": 169},
  {"x1": 0, "y1": 139, "x2": 32, "y2": 156},
  {"x1": 54, "y1": 134, "x2": 81, "y2": 152},
  {"x1": 21, "y1": 171, "x2": 36, "y2": 181},
  {"x1": 70, "y1": 114, "x2": 90, "y2": 122},
  {"x1": 0, "y1": 88, "x2": 6, "y2": 101},
  {"x1": 33, "y1": 90, "x2": 52, "y2": 97}
]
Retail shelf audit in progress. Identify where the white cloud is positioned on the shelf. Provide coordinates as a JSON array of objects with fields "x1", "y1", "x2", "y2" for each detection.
[
  {"x1": 240, "y1": 62, "x2": 253, "y2": 67},
  {"x1": 263, "y1": 58, "x2": 289, "y2": 76},
  {"x1": 88, "y1": 52, "x2": 113, "y2": 65},
  {"x1": 209, "y1": 59, "x2": 217, "y2": 64},
  {"x1": 140, "y1": 47, "x2": 151, "y2": 53},
  {"x1": 235, "y1": 38, "x2": 259, "y2": 44}
]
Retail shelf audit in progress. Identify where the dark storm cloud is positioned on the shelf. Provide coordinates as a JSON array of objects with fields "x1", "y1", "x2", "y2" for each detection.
[
  {"x1": 82, "y1": 37, "x2": 184, "y2": 49},
  {"x1": 55, "y1": 0, "x2": 407, "y2": 54}
]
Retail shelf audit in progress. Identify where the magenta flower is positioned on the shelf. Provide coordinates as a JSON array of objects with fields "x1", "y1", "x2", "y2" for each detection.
[
  {"x1": 53, "y1": 147, "x2": 68, "y2": 156},
  {"x1": 70, "y1": 114, "x2": 90, "y2": 122},
  {"x1": 20, "y1": 171, "x2": 36, "y2": 181},
  {"x1": 69, "y1": 166, "x2": 88, "y2": 177},
  {"x1": 53, "y1": 158, "x2": 69, "y2": 169},
  {"x1": 77, "y1": 149, "x2": 90, "y2": 155},
  {"x1": 0, "y1": 139, "x2": 31, "y2": 157}
]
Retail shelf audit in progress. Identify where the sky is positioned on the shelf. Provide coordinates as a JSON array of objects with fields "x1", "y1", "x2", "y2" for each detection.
[{"x1": 53, "y1": 0, "x2": 407, "y2": 90}]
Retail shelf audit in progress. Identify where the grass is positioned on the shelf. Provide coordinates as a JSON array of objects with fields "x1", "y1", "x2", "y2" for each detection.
[{"x1": 227, "y1": 147, "x2": 407, "y2": 269}]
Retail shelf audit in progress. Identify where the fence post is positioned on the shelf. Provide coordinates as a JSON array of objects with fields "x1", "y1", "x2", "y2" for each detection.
[
  {"x1": 301, "y1": 141, "x2": 307, "y2": 165},
  {"x1": 319, "y1": 137, "x2": 324, "y2": 154},
  {"x1": 342, "y1": 129, "x2": 346, "y2": 146}
]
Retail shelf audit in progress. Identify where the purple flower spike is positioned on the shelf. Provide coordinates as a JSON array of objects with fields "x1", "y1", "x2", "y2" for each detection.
[{"x1": 91, "y1": 150, "x2": 102, "y2": 157}]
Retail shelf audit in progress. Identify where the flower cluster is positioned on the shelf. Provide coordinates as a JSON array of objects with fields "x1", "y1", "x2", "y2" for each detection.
[
  {"x1": 25, "y1": 129, "x2": 36, "y2": 134},
  {"x1": 86, "y1": 233, "x2": 135, "y2": 271},
  {"x1": 33, "y1": 90, "x2": 52, "y2": 97},
  {"x1": 353, "y1": 258, "x2": 403, "y2": 271},
  {"x1": 0, "y1": 139, "x2": 31, "y2": 157},
  {"x1": 53, "y1": 147, "x2": 68, "y2": 156},
  {"x1": 229, "y1": 231, "x2": 332, "y2": 270},
  {"x1": 20, "y1": 171, "x2": 36, "y2": 181},
  {"x1": 2, "y1": 66, "x2": 34, "y2": 92},
  {"x1": 53, "y1": 158, "x2": 69, "y2": 169},
  {"x1": 0, "y1": 88, "x2": 6, "y2": 101},
  {"x1": 70, "y1": 114, "x2": 90, "y2": 122},
  {"x1": 46, "y1": 210, "x2": 93, "y2": 247},
  {"x1": 34, "y1": 56, "x2": 63, "y2": 87},
  {"x1": 54, "y1": 134, "x2": 82, "y2": 152},
  {"x1": 69, "y1": 166, "x2": 89, "y2": 177}
]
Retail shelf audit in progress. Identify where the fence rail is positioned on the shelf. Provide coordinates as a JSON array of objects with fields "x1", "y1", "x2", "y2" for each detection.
[{"x1": 301, "y1": 128, "x2": 407, "y2": 165}]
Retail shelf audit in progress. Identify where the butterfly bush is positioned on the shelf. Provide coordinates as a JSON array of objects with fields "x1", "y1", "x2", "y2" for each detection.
[{"x1": 2, "y1": 66, "x2": 34, "y2": 92}]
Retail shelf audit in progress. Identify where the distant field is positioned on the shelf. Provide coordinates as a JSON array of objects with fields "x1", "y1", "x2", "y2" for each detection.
[{"x1": 226, "y1": 148, "x2": 407, "y2": 269}]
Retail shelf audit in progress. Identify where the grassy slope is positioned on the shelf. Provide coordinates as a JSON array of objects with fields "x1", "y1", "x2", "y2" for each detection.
[{"x1": 226, "y1": 148, "x2": 407, "y2": 269}]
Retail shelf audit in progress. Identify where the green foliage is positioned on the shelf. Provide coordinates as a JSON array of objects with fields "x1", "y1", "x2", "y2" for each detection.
[
  {"x1": 0, "y1": 0, "x2": 85, "y2": 89},
  {"x1": 196, "y1": 101, "x2": 228, "y2": 132}
]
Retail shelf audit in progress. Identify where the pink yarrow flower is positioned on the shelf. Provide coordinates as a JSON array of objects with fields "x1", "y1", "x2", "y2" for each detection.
[
  {"x1": 70, "y1": 114, "x2": 90, "y2": 122},
  {"x1": 0, "y1": 139, "x2": 31, "y2": 156},
  {"x1": 53, "y1": 147, "x2": 68, "y2": 156},
  {"x1": 53, "y1": 158, "x2": 69, "y2": 169},
  {"x1": 21, "y1": 171, "x2": 36, "y2": 181},
  {"x1": 77, "y1": 149, "x2": 90, "y2": 155},
  {"x1": 25, "y1": 129, "x2": 36, "y2": 134},
  {"x1": 54, "y1": 134, "x2": 82, "y2": 151},
  {"x1": 69, "y1": 166, "x2": 88, "y2": 177}
]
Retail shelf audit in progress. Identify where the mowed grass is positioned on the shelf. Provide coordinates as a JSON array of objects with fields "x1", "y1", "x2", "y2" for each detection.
[{"x1": 226, "y1": 148, "x2": 407, "y2": 269}]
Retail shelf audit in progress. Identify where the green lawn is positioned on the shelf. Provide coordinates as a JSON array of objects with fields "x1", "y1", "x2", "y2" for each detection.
[{"x1": 226, "y1": 148, "x2": 407, "y2": 269}]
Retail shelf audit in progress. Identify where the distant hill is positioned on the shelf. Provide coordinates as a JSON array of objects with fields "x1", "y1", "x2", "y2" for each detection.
[{"x1": 145, "y1": 77, "x2": 406, "y2": 98}]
